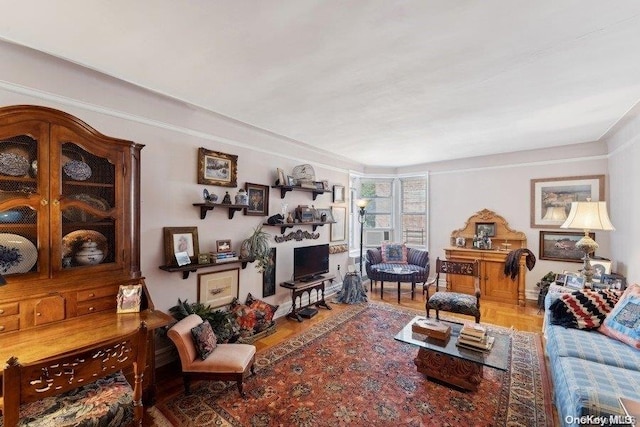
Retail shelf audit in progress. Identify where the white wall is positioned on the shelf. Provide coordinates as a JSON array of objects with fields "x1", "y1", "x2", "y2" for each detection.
[
  {"x1": 605, "y1": 104, "x2": 640, "y2": 284},
  {"x1": 0, "y1": 40, "x2": 357, "y2": 315}
]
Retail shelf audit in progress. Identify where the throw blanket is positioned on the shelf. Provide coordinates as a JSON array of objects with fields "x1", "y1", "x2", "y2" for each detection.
[{"x1": 504, "y1": 248, "x2": 536, "y2": 280}]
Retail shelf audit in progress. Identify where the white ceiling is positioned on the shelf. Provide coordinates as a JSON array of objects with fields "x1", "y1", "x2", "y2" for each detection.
[{"x1": 1, "y1": 1, "x2": 640, "y2": 167}]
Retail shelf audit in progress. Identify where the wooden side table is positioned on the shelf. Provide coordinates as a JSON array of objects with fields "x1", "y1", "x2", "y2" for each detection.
[{"x1": 280, "y1": 275, "x2": 334, "y2": 322}]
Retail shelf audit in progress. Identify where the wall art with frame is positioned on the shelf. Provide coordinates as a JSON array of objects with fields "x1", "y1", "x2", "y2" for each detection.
[
  {"x1": 330, "y1": 206, "x2": 347, "y2": 242},
  {"x1": 333, "y1": 185, "x2": 345, "y2": 203},
  {"x1": 539, "y1": 230, "x2": 595, "y2": 262},
  {"x1": 262, "y1": 247, "x2": 276, "y2": 297},
  {"x1": 475, "y1": 222, "x2": 496, "y2": 237},
  {"x1": 530, "y1": 174, "x2": 605, "y2": 228},
  {"x1": 198, "y1": 267, "x2": 239, "y2": 309},
  {"x1": 198, "y1": 147, "x2": 238, "y2": 187},
  {"x1": 245, "y1": 182, "x2": 269, "y2": 216},
  {"x1": 163, "y1": 226, "x2": 199, "y2": 266},
  {"x1": 116, "y1": 284, "x2": 142, "y2": 313}
]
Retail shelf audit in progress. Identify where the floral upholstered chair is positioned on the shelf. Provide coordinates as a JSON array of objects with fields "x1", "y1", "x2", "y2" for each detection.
[{"x1": 424, "y1": 257, "x2": 481, "y2": 323}]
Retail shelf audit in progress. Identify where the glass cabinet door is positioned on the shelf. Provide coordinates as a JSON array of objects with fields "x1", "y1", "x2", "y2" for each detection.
[
  {"x1": 57, "y1": 140, "x2": 119, "y2": 271},
  {"x1": 0, "y1": 129, "x2": 44, "y2": 278}
]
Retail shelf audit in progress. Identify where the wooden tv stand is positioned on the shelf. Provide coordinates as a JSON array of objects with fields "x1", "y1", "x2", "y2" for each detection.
[{"x1": 280, "y1": 275, "x2": 334, "y2": 322}]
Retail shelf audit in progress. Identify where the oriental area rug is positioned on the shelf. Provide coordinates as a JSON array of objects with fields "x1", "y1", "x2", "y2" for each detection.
[{"x1": 155, "y1": 302, "x2": 553, "y2": 426}]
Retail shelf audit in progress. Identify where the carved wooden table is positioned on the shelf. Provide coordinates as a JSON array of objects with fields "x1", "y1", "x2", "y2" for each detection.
[
  {"x1": 394, "y1": 316, "x2": 511, "y2": 391},
  {"x1": 280, "y1": 275, "x2": 334, "y2": 322}
]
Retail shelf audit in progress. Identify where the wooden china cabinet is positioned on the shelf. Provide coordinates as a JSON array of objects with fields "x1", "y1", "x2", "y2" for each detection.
[{"x1": 0, "y1": 105, "x2": 171, "y2": 402}]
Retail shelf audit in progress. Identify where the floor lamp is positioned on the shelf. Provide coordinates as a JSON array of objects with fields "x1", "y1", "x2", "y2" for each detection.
[
  {"x1": 356, "y1": 199, "x2": 368, "y2": 276},
  {"x1": 560, "y1": 200, "x2": 615, "y2": 287}
]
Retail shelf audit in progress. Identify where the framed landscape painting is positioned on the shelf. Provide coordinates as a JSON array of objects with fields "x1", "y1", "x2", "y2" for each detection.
[
  {"x1": 539, "y1": 231, "x2": 595, "y2": 262},
  {"x1": 198, "y1": 268, "x2": 239, "y2": 308},
  {"x1": 198, "y1": 147, "x2": 238, "y2": 187},
  {"x1": 530, "y1": 175, "x2": 604, "y2": 228}
]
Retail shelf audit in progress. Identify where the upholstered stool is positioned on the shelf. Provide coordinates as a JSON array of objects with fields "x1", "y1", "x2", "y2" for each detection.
[{"x1": 424, "y1": 258, "x2": 481, "y2": 323}]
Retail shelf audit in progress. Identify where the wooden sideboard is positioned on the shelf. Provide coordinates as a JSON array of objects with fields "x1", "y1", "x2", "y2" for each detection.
[{"x1": 446, "y1": 209, "x2": 528, "y2": 306}]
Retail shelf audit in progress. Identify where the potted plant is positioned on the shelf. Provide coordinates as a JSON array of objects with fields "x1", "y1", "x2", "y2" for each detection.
[
  {"x1": 169, "y1": 299, "x2": 239, "y2": 343},
  {"x1": 240, "y1": 224, "x2": 271, "y2": 272}
]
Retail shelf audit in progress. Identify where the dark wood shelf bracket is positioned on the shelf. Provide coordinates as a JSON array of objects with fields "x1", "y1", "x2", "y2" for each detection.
[{"x1": 193, "y1": 203, "x2": 247, "y2": 220}]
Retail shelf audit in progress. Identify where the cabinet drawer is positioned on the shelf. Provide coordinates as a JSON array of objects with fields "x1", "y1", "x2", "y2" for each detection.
[
  {"x1": 0, "y1": 315, "x2": 20, "y2": 333},
  {"x1": 77, "y1": 285, "x2": 119, "y2": 302},
  {"x1": 77, "y1": 297, "x2": 117, "y2": 316},
  {"x1": 0, "y1": 302, "x2": 19, "y2": 317}
]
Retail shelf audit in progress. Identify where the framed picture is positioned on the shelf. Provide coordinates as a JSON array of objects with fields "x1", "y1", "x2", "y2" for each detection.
[
  {"x1": 287, "y1": 175, "x2": 296, "y2": 186},
  {"x1": 296, "y1": 205, "x2": 314, "y2": 222},
  {"x1": 601, "y1": 273, "x2": 627, "y2": 290},
  {"x1": 216, "y1": 239, "x2": 231, "y2": 253},
  {"x1": 262, "y1": 247, "x2": 276, "y2": 297},
  {"x1": 321, "y1": 180, "x2": 330, "y2": 191},
  {"x1": 539, "y1": 231, "x2": 595, "y2": 262},
  {"x1": 591, "y1": 260, "x2": 612, "y2": 282},
  {"x1": 333, "y1": 185, "x2": 345, "y2": 203},
  {"x1": 564, "y1": 273, "x2": 585, "y2": 290},
  {"x1": 198, "y1": 253, "x2": 211, "y2": 264},
  {"x1": 555, "y1": 273, "x2": 566, "y2": 284},
  {"x1": 530, "y1": 175, "x2": 605, "y2": 228},
  {"x1": 163, "y1": 226, "x2": 199, "y2": 266},
  {"x1": 198, "y1": 267, "x2": 239, "y2": 308},
  {"x1": 330, "y1": 206, "x2": 347, "y2": 241},
  {"x1": 198, "y1": 147, "x2": 238, "y2": 187},
  {"x1": 116, "y1": 284, "x2": 142, "y2": 313},
  {"x1": 475, "y1": 222, "x2": 496, "y2": 237},
  {"x1": 245, "y1": 183, "x2": 269, "y2": 216}
]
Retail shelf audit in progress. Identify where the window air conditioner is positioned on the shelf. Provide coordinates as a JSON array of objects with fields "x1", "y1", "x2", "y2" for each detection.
[{"x1": 364, "y1": 230, "x2": 390, "y2": 246}]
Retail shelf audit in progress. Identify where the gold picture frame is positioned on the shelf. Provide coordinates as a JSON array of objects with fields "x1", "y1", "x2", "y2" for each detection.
[
  {"x1": 116, "y1": 284, "x2": 142, "y2": 313},
  {"x1": 198, "y1": 147, "x2": 238, "y2": 187},
  {"x1": 198, "y1": 267, "x2": 239, "y2": 308}
]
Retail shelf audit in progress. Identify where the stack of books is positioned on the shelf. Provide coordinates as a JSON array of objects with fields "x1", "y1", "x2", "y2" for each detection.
[
  {"x1": 456, "y1": 324, "x2": 495, "y2": 352},
  {"x1": 211, "y1": 251, "x2": 239, "y2": 263},
  {"x1": 411, "y1": 317, "x2": 451, "y2": 341}
]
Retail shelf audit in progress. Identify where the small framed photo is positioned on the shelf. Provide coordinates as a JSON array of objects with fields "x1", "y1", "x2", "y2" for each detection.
[
  {"x1": 117, "y1": 284, "x2": 142, "y2": 313},
  {"x1": 455, "y1": 237, "x2": 466, "y2": 247},
  {"x1": 198, "y1": 147, "x2": 237, "y2": 187},
  {"x1": 198, "y1": 268, "x2": 239, "y2": 309},
  {"x1": 287, "y1": 175, "x2": 296, "y2": 186},
  {"x1": 216, "y1": 239, "x2": 232, "y2": 253},
  {"x1": 475, "y1": 222, "x2": 496, "y2": 237},
  {"x1": 163, "y1": 226, "x2": 199, "y2": 266},
  {"x1": 333, "y1": 185, "x2": 345, "y2": 203},
  {"x1": 591, "y1": 260, "x2": 612, "y2": 282},
  {"x1": 321, "y1": 180, "x2": 330, "y2": 191},
  {"x1": 245, "y1": 182, "x2": 269, "y2": 216},
  {"x1": 601, "y1": 273, "x2": 627, "y2": 290},
  {"x1": 564, "y1": 273, "x2": 585, "y2": 289},
  {"x1": 198, "y1": 253, "x2": 211, "y2": 264},
  {"x1": 296, "y1": 205, "x2": 314, "y2": 222},
  {"x1": 555, "y1": 273, "x2": 566, "y2": 284}
]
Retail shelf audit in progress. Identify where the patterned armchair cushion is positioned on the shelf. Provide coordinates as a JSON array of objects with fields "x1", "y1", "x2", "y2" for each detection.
[
  {"x1": 428, "y1": 292, "x2": 480, "y2": 318},
  {"x1": 191, "y1": 320, "x2": 217, "y2": 360},
  {"x1": 381, "y1": 243, "x2": 408, "y2": 264},
  {"x1": 1, "y1": 371, "x2": 133, "y2": 427}
]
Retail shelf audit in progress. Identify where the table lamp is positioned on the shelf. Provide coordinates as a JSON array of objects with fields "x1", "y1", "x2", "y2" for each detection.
[{"x1": 560, "y1": 200, "x2": 615, "y2": 286}]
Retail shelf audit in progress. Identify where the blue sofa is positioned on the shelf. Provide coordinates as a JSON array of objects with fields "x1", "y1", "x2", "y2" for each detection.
[{"x1": 544, "y1": 286, "x2": 640, "y2": 426}]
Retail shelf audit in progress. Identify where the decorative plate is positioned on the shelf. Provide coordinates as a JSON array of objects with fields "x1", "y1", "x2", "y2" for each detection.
[
  {"x1": 62, "y1": 194, "x2": 110, "y2": 222},
  {"x1": 63, "y1": 160, "x2": 92, "y2": 181},
  {"x1": 0, "y1": 233, "x2": 37, "y2": 274},
  {"x1": 0, "y1": 152, "x2": 30, "y2": 176},
  {"x1": 62, "y1": 229, "x2": 108, "y2": 260}
]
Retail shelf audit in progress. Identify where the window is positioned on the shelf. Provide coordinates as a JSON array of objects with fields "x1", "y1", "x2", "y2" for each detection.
[{"x1": 401, "y1": 176, "x2": 427, "y2": 245}]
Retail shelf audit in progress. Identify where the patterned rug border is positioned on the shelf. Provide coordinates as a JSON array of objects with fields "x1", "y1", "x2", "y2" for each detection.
[{"x1": 157, "y1": 301, "x2": 553, "y2": 426}]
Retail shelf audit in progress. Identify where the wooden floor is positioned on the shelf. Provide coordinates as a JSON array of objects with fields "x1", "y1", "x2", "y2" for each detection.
[{"x1": 146, "y1": 282, "x2": 544, "y2": 424}]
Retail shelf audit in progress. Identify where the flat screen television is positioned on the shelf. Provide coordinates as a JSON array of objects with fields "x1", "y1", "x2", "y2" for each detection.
[{"x1": 293, "y1": 244, "x2": 330, "y2": 282}]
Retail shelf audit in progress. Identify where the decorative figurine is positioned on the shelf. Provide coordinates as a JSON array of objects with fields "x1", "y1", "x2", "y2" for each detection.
[{"x1": 222, "y1": 191, "x2": 232, "y2": 204}]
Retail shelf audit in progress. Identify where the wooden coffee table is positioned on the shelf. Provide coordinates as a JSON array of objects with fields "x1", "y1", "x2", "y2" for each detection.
[{"x1": 394, "y1": 316, "x2": 511, "y2": 391}]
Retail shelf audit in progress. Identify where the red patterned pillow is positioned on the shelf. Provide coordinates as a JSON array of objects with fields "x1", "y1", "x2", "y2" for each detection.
[
  {"x1": 190, "y1": 320, "x2": 217, "y2": 360},
  {"x1": 229, "y1": 300, "x2": 258, "y2": 338},
  {"x1": 381, "y1": 243, "x2": 408, "y2": 264},
  {"x1": 549, "y1": 289, "x2": 621, "y2": 330},
  {"x1": 246, "y1": 293, "x2": 279, "y2": 332}
]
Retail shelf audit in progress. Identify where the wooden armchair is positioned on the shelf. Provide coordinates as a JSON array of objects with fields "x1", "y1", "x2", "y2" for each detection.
[
  {"x1": 1, "y1": 322, "x2": 148, "y2": 427},
  {"x1": 167, "y1": 314, "x2": 256, "y2": 398},
  {"x1": 424, "y1": 258, "x2": 481, "y2": 323}
]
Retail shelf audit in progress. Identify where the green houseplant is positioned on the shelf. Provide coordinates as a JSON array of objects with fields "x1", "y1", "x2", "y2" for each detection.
[
  {"x1": 169, "y1": 299, "x2": 239, "y2": 343},
  {"x1": 240, "y1": 224, "x2": 271, "y2": 273}
]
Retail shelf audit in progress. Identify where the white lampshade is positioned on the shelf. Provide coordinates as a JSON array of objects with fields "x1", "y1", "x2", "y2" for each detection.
[
  {"x1": 543, "y1": 206, "x2": 567, "y2": 221},
  {"x1": 356, "y1": 199, "x2": 369, "y2": 209},
  {"x1": 560, "y1": 201, "x2": 615, "y2": 231}
]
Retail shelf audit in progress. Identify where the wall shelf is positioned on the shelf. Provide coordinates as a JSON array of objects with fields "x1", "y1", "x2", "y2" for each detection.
[
  {"x1": 271, "y1": 185, "x2": 325, "y2": 200},
  {"x1": 159, "y1": 257, "x2": 254, "y2": 279},
  {"x1": 263, "y1": 221, "x2": 335, "y2": 234},
  {"x1": 193, "y1": 202, "x2": 248, "y2": 220}
]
